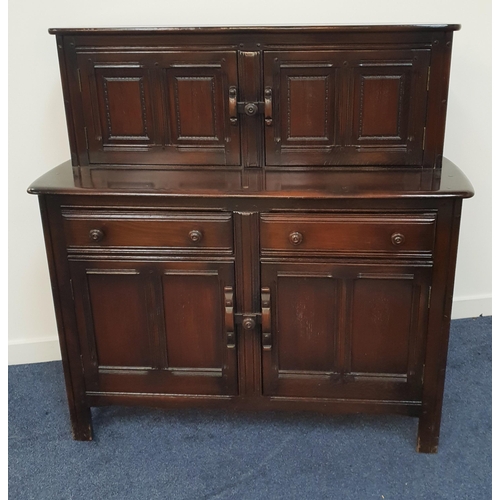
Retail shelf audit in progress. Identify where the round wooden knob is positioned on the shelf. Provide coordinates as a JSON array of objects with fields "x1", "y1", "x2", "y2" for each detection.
[
  {"x1": 391, "y1": 233, "x2": 406, "y2": 246},
  {"x1": 89, "y1": 229, "x2": 104, "y2": 242},
  {"x1": 244, "y1": 103, "x2": 258, "y2": 116},
  {"x1": 189, "y1": 230, "x2": 203, "y2": 243},
  {"x1": 242, "y1": 317, "x2": 256, "y2": 330},
  {"x1": 289, "y1": 231, "x2": 303, "y2": 245}
]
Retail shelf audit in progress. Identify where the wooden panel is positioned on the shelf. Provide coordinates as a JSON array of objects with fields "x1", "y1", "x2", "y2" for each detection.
[
  {"x1": 86, "y1": 271, "x2": 152, "y2": 368},
  {"x1": 77, "y1": 50, "x2": 240, "y2": 165},
  {"x1": 264, "y1": 51, "x2": 338, "y2": 166},
  {"x1": 62, "y1": 209, "x2": 233, "y2": 253},
  {"x1": 158, "y1": 51, "x2": 240, "y2": 165},
  {"x1": 93, "y1": 66, "x2": 155, "y2": 146},
  {"x1": 276, "y1": 275, "x2": 337, "y2": 372},
  {"x1": 233, "y1": 212, "x2": 262, "y2": 397},
  {"x1": 162, "y1": 271, "x2": 222, "y2": 369},
  {"x1": 238, "y1": 51, "x2": 263, "y2": 170},
  {"x1": 347, "y1": 49, "x2": 431, "y2": 165},
  {"x1": 359, "y1": 76, "x2": 402, "y2": 137},
  {"x1": 98, "y1": 75, "x2": 150, "y2": 139},
  {"x1": 351, "y1": 67, "x2": 410, "y2": 144},
  {"x1": 260, "y1": 212, "x2": 436, "y2": 257},
  {"x1": 69, "y1": 260, "x2": 160, "y2": 390},
  {"x1": 285, "y1": 75, "x2": 333, "y2": 141},
  {"x1": 261, "y1": 261, "x2": 430, "y2": 402},
  {"x1": 264, "y1": 49, "x2": 430, "y2": 166},
  {"x1": 156, "y1": 261, "x2": 238, "y2": 396},
  {"x1": 170, "y1": 75, "x2": 218, "y2": 140},
  {"x1": 350, "y1": 275, "x2": 414, "y2": 374},
  {"x1": 70, "y1": 259, "x2": 238, "y2": 396}
]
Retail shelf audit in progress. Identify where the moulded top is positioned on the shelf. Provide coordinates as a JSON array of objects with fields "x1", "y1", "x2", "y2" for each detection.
[
  {"x1": 48, "y1": 24, "x2": 461, "y2": 36},
  {"x1": 28, "y1": 158, "x2": 473, "y2": 200}
]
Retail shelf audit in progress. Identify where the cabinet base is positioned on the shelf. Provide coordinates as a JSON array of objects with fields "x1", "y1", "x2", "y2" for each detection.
[{"x1": 70, "y1": 393, "x2": 443, "y2": 452}]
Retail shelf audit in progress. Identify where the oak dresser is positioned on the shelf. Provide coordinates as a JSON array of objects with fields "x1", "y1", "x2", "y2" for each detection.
[{"x1": 29, "y1": 25, "x2": 473, "y2": 452}]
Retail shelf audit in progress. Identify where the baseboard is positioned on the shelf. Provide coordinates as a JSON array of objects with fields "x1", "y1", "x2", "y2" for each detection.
[
  {"x1": 8, "y1": 295, "x2": 492, "y2": 365},
  {"x1": 8, "y1": 337, "x2": 61, "y2": 365},
  {"x1": 451, "y1": 295, "x2": 492, "y2": 320}
]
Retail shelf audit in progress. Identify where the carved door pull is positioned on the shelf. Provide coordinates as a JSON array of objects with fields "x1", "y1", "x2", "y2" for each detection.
[{"x1": 261, "y1": 287, "x2": 272, "y2": 350}]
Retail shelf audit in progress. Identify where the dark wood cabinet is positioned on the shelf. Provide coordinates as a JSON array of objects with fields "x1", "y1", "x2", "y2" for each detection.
[
  {"x1": 260, "y1": 260, "x2": 431, "y2": 402},
  {"x1": 29, "y1": 24, "x2": 472, "y2": 453},
  {"x1": 69, "y1": 259, "x2": 237, "y2": 396}
]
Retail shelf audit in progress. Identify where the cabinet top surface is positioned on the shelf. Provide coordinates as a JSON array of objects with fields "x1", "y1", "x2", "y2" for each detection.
[
  {"x1": 28, "y1": 158, "x2": 473, "y2": 199},
  {"x1": 48, "y1": 24, "x2": 461, "y2": 36}
]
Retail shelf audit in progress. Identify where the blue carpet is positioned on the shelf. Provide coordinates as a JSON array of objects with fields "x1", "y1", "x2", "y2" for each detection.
[{"x1": 8, "y1": 316, "x2": 491, "y2": 499}]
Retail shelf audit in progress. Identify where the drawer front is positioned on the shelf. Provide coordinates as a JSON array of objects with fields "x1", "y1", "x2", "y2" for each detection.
[
  {"x1": 62, "y1": 209, "x2": 233, "y2": 253},
  {"x1": 260, "y1": 213, "x2": 436, "y2": 256}
]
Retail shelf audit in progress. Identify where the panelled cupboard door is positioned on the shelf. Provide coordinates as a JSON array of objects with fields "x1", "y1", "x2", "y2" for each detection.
[
  {"x1": 77, "y1": 51, "x2": 240, "y2": 165},
  {"x1": 264, "y1": 49, "x2": 430, "y2": 166},
  {"x1": 69, "y1": 260, "x2": 238, "y2": 396},
  {"x1": 260, "y1": 262, "x2": 431, "y2": 402}
]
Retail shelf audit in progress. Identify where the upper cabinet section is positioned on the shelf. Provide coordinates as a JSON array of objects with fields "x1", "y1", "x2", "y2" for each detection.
[
  {"x1": 264, "y1": 48, "x2": 430, "y2": 166},
  {"x1": 52, "y1": 25, "x2": 458, "y2": 168},
  {"x1": 76, "y1": 50, "x2": 240, "y2": 165}
]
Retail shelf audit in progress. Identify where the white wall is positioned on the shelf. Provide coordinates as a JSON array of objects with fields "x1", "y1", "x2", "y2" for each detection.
[{"x1": 8, "y1": 0, "x2": 492, "y2": 364}]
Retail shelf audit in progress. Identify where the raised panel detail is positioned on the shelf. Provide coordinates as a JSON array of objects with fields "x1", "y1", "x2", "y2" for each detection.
[
  {"x1": 346, "y1": 49, "x2": 431, "y2": 165},
  {"x1": 261, "y1": 262, "x2": 430, "y2": 401},
  {"x1": 276, "y1": 274, "x2": 337, "y2": 372},
  {"x1": 163, "y1": 52, "x2": 239, "y2": 165},
  {"x1": 173, "y1": 76, "x2": 218, "y2": 140},
  {"x1": 77, "y1": 51, "x2": 240, "y2": 165},
  {"x1": 162, "y1": 271, "x2": 223, "y2": 369},
  {"x1": 102, "y1": 77, "x2": 149, "y2": 139},
  {"x1": 286, "y1": 76, "x2": 331, "y2": 141},
  {"x1": 352, "y1": 66, "x2": 411, "y2": 146},
  {"x1": 265, "y1": 49, "x2": 430, "y2": 166},
  {"x1": 161, "y1": 55, "x2": 238, "y2": 157},
  {"x1": 86, "y1": 270, "x2": 153, "y2": 369},
  {"x1": 350, "y1": 275, "x2": 414, "y2": 374},
  {"x1": 359, "y1": 75, "x2": 403, "y2": 138},
  {"x1": 94, "y1": 66, "x2": 155, "y2": 146}
]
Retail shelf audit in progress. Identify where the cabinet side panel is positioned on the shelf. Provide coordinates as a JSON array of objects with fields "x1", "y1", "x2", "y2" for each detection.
[
  {"x1": 54, "y1": 35, "x2": 79, "y2": 165},
  {"x1": 39, "y1": 195, "x2": 92, "y2": 439},
  {"x1": 423, "y1": 31, "x2": 454, "y2": 167}
]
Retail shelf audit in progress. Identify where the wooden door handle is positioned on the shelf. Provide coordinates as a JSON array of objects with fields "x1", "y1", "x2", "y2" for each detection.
[
  {"x1": 264, "y1": 87, "x2": 272, "y2": 126},
  {"x1": 261, "y1": 287, "x2": 272, "y2": 350},
  {"x1": 224, "y1": 286, "x2": 235, "y2": 347},
  {"x1": 229, "y1": 86, "x2": 238, "y2": 125}
]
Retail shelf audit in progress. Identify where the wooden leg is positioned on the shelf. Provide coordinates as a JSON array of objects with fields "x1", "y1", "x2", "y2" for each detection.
[
  {"x1": 39, "y1": 196, "x2": 94, "y2": 441},
  {"x1": 417, "y1": 409, "x2": 441, "y2": 453},
  {"x1": 416, "y1": 200, "x2": 463, "y2": 454},
  {"x1": 69, "y1": 404, "x2": 93, "y2": 441}
]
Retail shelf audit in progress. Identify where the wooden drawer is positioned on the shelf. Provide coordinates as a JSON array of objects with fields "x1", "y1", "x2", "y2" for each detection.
[
  {"x1": 260, "y1": 213, "x2": 436, "y2": 256},
  {"x1": 62, "y1": 209, "x2": 233, "y2": 253}
]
